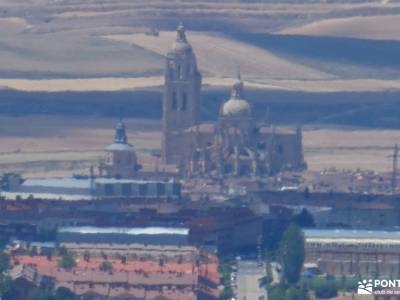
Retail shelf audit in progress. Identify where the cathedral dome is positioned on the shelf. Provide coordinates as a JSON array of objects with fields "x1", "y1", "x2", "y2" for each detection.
[
  {"x1": 222, "y1": 99, "x2": 251, "y2": 118},
  {"x1": 221, "y1": 75, "x2": 251, "y2": 118}
]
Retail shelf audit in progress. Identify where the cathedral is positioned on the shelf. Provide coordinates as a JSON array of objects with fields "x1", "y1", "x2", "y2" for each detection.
[
  {"x1": 162, "y1": 24, "x2": 306, "y2": 177},
  {"x1": 162, "y1": 25, "x2": 306, "y2": 176}
]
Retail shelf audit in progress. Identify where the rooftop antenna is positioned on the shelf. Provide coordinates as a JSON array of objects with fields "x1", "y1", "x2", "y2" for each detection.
[{"x1": 89, "y1": 165, "x2": 95, "y2": 198}]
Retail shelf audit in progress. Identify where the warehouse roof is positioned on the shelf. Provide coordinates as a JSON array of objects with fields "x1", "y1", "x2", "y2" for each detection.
[
  {"x1": 304, "y1": 229, "x2": 400, "y2": 245},
  {"x1": 58, "y1": 226, "x2": 190, "y2": 236},
  {"x1": 304, "y1": 229, "x2": 400, "y2": 240}
]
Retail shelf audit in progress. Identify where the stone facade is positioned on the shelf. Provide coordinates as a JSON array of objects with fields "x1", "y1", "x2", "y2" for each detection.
[
  {"x1": 162, "y1": 24, "x2": 306, "y2": 177},
  {"x1": 162, "y1": 23, "x2": 202, "y2": 164}
]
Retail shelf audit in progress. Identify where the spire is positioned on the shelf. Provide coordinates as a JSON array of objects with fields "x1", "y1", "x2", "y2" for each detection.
[
  {"x1": 176, "y1": 22, "x2": 187, "y2": 43},
  {"x1": 114, "y1": 119, "x2": 128, "y2": 144},
  {"x1": 237, "y1": 65, "x2": 241, "y2": 81},
  {"x1": 231, "y1": 66, "x2": 244, "y2": 99}
]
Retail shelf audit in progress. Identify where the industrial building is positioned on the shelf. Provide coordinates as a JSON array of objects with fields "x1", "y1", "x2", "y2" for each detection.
[
  {"x1": 5, "y1": 176, "x2": 181, "y2": 200},
  {"x1": 304, "y1": 229, "x2": 400, "y2": 277}
]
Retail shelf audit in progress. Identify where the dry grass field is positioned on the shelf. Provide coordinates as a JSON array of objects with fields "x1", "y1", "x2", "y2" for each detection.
[
  {"x1": 105, "y1": 32, "x2": 331, "y2": 81},
  {"x1": 280, "y1": 14, "x2": 400, "y2": 41},
  {"x1": 0, "y1": 116, "x2": 161, "y2": 177},
  {"x1": 0, "y1": 0, "x2": 397, "y2": 92},
  {"x1": 0, "y1": 116, "x2": 399, "y2": 177}
]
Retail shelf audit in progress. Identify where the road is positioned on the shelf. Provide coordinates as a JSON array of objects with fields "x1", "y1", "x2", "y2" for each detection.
[{"x1": 236, "y1": 260, "x2": 268, "y2": 300}]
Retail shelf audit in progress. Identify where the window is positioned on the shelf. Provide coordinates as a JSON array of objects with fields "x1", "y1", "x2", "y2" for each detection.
[
  {"x1": 105, "y1": 184, "x2": 113, "y2": 196},
  {"x1": 122, "y1": 184, "x2": 131, "y2": 196},
  {"x1": 168, "y1": 61, "x2": 174, "y2": 78},
  {"x1": 157, "y1": 183, "x2": 166, "y2": 196},
  {"x1": 172, "y1": 92, "x2": 177, "y2": 110},
  {"x1": 172, "y1": 183, "x2": 181, "y2": 197},
  {"x1": 139, "y1": 184, "x2": 148, "y2": 196},
  {"x1": 181, "y1": 93, "x2": 187, "y2": 111},
  {"x1": 277, "y1": 144, "x2": 284, "y2": 154}
]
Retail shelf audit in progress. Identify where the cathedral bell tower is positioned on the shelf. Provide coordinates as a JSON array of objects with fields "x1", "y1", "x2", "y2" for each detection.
[{"x1": 162, "y1": 23, "x2": 202, "y2": 164}]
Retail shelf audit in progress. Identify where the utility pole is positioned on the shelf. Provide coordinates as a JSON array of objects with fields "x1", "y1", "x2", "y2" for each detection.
[{"x1": 391, "y1": 144, "x2": 399, "y2": 193}]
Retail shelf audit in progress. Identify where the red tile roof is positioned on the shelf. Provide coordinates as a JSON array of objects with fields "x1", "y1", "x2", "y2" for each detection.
[{"x1": 13, "y1": 255, "x2": 220, "y2": 299}]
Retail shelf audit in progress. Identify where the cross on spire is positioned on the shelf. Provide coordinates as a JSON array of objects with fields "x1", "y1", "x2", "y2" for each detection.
[
  {"x1": 231, "y1": 66, "x2": 244, "y2": 99},
  {"x1": 176, "y1": 22, "x2": 187, "y2": 42}
]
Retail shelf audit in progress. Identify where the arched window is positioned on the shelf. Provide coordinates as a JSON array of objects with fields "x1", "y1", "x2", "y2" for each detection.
[
  {"x1": 172, "y1": 92, "x2": 177, "y2": 110},
  {"x1": 168, "y1": 61, "x2": 174, "y2": 79},
  {"x1": 181, "y1": 92, "x2": 187, "y2": 111},
  {"x1": 177, "y1": 65, "x2": 183, "y2": 80}
]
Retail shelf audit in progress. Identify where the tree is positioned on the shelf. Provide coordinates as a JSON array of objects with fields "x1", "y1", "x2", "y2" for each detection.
[
  {"x1": 218, "y1": 261, "x2": 233, "y2": 300},
  {"x1": 0, "y1": 275, "x2": 17, "y2": 300},
  {"x1": 0, "y1": 252, "x2": 9, "y2": 272},
  {"x1": 99, "y1": 261, "x2": 113, "y2": 272},
  {"x1": 58, "y1": 251, "x2": 76, "y2": 270},
  {"x1": 292, "y1": 208, "x2": 315, "y2": 228},
  {"x1": 278, "y1": 223, "x2": 305, "y2": 285}
]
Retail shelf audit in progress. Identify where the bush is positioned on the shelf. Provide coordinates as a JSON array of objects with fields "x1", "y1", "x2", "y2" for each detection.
[
  {"x1": 313, "y1": 277, "x2": 338, "y2": 299},
  {"x1": 55, "y1": 287, "x2": 76, "y2": 300},
  {"x1": 28, "y1": 288, "x2": 55, "y2": 300},
  {"x1": 268, "y1": 284, "x2": 286, "y2": 300},
  {"x1": 285, "y1": 286, "x2": 309, "y2": 300}
]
